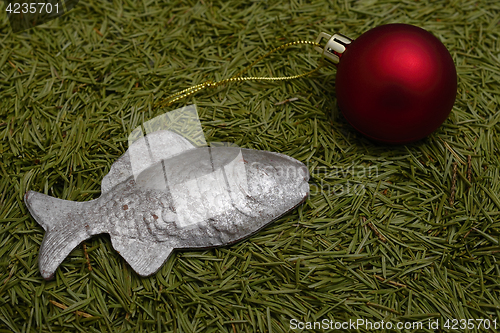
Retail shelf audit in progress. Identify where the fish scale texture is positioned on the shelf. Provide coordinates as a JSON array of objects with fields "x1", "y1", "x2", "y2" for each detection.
[{"x1": 25, "y1": 136, "x2": 309, "y2": 278}]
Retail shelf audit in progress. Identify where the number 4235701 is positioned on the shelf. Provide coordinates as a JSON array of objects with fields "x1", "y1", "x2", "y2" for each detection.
[
  {"x1": 6, "y1": 2, "x2": 59, "y2": 14},
  {"x1": 443, "y1": 318, "x2": 497, "y2": 330}
]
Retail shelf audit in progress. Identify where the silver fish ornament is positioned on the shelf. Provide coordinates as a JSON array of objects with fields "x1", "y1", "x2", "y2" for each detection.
[{"x1": 25, "y1": 130, "x2": 309, "y2": 279}]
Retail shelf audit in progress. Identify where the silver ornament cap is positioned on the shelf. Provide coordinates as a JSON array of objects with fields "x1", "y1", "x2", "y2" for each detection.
[{"x1": 314, "y1": 32, "x2": 352, "y2": 65}]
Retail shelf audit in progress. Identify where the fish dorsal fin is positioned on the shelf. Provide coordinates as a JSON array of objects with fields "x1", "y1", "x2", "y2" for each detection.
[
  {"x1": 101, "y1": 130, "x2": 196, "y2": 193},
  {"x1": 110, "y1": 236, "x2": 174, "y2": 276}
]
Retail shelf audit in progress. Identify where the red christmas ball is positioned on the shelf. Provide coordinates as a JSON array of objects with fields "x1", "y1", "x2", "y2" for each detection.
[{"x1": 335, "y1": 24, "x2": 457, "y2": 144}]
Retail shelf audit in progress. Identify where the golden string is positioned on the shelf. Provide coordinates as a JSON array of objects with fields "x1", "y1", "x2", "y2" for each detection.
[{"x1": 154, "y1": 40, "x2": 322, "y2": 108}]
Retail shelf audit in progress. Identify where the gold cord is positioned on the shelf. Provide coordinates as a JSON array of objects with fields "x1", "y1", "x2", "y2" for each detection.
[{"x1": 155, "y1": 40, "x2": 322, "y2": 108}]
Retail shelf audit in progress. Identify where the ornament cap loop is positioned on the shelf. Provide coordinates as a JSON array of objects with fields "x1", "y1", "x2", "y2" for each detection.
[{"x1": 314, "y1": 32, "x2": 352, "y2": 65}]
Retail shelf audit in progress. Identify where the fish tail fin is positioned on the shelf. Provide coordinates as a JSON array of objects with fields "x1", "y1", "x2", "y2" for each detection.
[{"x1": 24, "y1": 191, "x2": 91, "y2": 280}]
